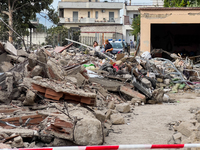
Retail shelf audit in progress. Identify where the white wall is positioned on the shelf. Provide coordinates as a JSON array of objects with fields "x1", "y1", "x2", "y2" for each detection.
[
  {"x1": 25, "y1": 32, "x2": 47, "y2": 46},
  {"x1": 127, "y1": 11, "x2": 139, "y2": 25},
  {"x1": 126, "y1": 30, "x2": 134, "y2": 44}
]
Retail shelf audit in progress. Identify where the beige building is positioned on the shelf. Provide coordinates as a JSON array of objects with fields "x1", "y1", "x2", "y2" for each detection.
[
  {"x1": 139, "y1": 7, "x2": 200, "y2": 55},
  {"x1": 58, "y1": 0, "x2": 123, "y2": 29},
  {"x1": 58, "y1": 0, "x2": 123, "y2": 46}
]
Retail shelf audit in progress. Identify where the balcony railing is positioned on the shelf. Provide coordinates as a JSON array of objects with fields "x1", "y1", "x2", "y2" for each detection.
[{"x1": 59, "y1": 17, "x2": 122, "y2": 24}]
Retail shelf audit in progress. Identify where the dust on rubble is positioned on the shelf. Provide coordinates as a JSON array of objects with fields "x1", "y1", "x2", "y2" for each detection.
[{"x1": 0, "y1": 41, "x2": 199, "y2": 149}]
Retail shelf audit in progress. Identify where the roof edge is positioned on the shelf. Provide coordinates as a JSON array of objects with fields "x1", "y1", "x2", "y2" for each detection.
[{"x1": 139, "y1": 7, "x2": 200, "y2": 11}]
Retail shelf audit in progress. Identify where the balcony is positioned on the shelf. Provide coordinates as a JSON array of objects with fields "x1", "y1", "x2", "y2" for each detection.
[
  {"x1": 58, "y1": 1, "x2": 123, "y2": 9},
  {"x1": 59, "y1": 17, "x2": 122, "y2": 24}
]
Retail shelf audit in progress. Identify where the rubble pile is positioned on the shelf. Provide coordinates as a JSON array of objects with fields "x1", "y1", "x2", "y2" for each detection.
[
  {"x1": 168, "y1": 107, "x2": 200, "y2": 145},
  {"x1": 0, "y1": 40, "x2": 200, "y2": 148}
]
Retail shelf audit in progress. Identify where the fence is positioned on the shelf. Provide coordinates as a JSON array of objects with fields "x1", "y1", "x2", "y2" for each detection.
[{"x1": 80, "y1": 33, "x2": 123, "y2": 47}]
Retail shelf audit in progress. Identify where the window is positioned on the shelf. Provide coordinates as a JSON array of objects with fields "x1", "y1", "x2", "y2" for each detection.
[
  {"x1": 95, "y1": 11, "x2": 98, "y2": 19},
  {"x1": 89, "y1": 0, "x2": 91, "y2": 2},
  {"x1": 73, "y1": 11, "x2": 78, "y2": 22},
  {"x1": 88, "y1": 11, "x2": 90, "y2": 18},
  {"x1": 109, "y1": 12, "x2": 114, "y2": 22},
  {"x1": 59, "y1": 9, "x2": 64, "y2": 18},
  {"x1": 133, "y1": 14, "x2": 139, "y2": 19},
  {"x1": 110, "y1": 42, "x2": 123, "y2": 49}
]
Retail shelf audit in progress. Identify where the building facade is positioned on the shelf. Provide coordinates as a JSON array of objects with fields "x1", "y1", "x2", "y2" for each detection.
[
  {"x1": 58, "y1": 0, "x2": 123, "y2": 29},
  {"x1": 139, "y1": 7, "x2": 200, "y2": 54},
  {"x1": 58, "y1": 0, "x2": 123, "y2": 46},
  {"x1": 122, "y1": 0, "x2": 164, "y2": 44}
]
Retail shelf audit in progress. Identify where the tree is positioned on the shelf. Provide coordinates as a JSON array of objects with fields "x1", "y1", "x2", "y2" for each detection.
[
  {"x1": 0, "y1": 0, "x2": 59, "y2": 43},
  {"x1": 46, "y1": 26, "x2": 69, "y2": 47},
  {"x1": 46, "y1": 26, "x2": 81, "y2": 47},
  {"x1": 164, "y1": 0, "x2": 200, "y2": 7},
  {"x1": 131, "y1": 15, "x2": 140, "y2": 40},
  {"x1": 36, "y1": 23, "x2": 47, "y2": 33}
]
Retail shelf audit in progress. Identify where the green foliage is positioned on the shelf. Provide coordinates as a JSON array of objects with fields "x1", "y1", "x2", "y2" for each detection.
[
  {"x1": 46, "y1": 26, "x2": 69, "y2": 47},
  {"x1": 36, "y1": 24, "x2": 47, "y2": 33},
  {"x1": 131, "y1": 15, "x2": 140, "y2": 40},
  {"x1": 46, "y1": 26, "x2": 81, "y2": 47},
  {"x1": 0, "y1": 0, "x2": 59, "y2": 41},
  {"x1": 164, "y1": 0, "x2": 200, "y2": 7}
]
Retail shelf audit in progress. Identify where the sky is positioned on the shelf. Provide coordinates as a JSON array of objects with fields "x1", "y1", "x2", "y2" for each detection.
[{"x1": 37, "y1": 0, "x2": 152, "y2": 28}]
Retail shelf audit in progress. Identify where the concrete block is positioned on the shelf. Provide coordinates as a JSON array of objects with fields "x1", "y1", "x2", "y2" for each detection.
[
  {"x1": 105, "y1": 109, "x2": 112, "y2": 119},
  {"x1": 95, "y1": 110, "x2": 106, "y2": 122},
  {"x1": 4, "y1": 41, "x2": 17, "y2": 55},
  {"x1": 141, "y1": 78, "x2": 152, "y2": 88},
  {"x1": 110, "y1": 114, "x2": 125, "y2": 125},
  {"x1": 74, "y1": 117, "x2": 103, "y2": 145},
  {"x1": 108, "y1": 101, "x2": 115, "y2": 109},
  {"x1": 177, "y1": 122, "x2": 193, "y2": 137},
  {"x1": 173, "y1": 133, "x2": 182, "y2": 140},
  {"x1": 23, "y1": 90, "x2": 36, "y2": 106},
  {"x1": 116, "y1": 103, "x2": 130, "y2": 113},
  {"x1": 0, "y1": 61, "x2": 13, "y2": 72},
  {"x1": 30, "y1": 65, "x2": 43, "y2": 78}
]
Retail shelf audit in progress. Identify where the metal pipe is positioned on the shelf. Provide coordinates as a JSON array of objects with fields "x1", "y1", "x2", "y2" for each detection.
[{"x1": 0, "y1": 17, "x2": 28, "y2": 52}]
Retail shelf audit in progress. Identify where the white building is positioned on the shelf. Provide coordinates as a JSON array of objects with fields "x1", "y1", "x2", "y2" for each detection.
[{"x1": 122, "y1": 0, "x2": 164, "y2": 43}]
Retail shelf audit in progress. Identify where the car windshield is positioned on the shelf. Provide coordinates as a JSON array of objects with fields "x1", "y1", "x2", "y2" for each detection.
[{"x1": 110, "y1": 42, "x2": 123, "y2": 49}]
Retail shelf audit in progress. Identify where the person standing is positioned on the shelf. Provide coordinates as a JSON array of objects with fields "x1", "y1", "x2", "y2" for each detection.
[{"x1": 130, "y1": 39, "x2": 134, "y2": 49}]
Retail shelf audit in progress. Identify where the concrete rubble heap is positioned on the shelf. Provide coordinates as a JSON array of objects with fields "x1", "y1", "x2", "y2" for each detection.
[
  {"x1": 0, "y1": 41, "x2": 200, "y2": 148},
  {"x1": 168, "y1": 107, "x2": 200, "y2": 146}
]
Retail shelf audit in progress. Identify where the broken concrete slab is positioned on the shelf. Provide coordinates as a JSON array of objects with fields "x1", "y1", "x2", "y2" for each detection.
[
  {"x1": 141, "y1": 78, "x2": 152, "y2": 88},
  {"x1": 120, "y1": 86, "x2": 146, "y2": 101},
  {"x1": 110, "y1": 114, "x2": 125, "y2": 125},
  {"x1": 0, "y1": 42, "x2": 5, "y2": 53},
  {"x1": 116, "y1": 103, "x2": 131, "y2": 113},
  {"x1": 46, "y1": 59, "x2": 63, "y2": 80},
  {"x1": 74, "y1": 117, "x2": 103, "y2": 145},
  {"x1": 0, "y1": 129, "x2": 38, "y2": 138},
  {"x1": 4, "y1": 41, "x2": 17, "y2": 56},
  {"x1": 105, "y1": 109, "x2": 112, "y2": 119},
  {"x1": 30, "y1": 65, "x2": 43, "y2": 78},
  {"x1": 0, "y1": 53, "x2": 7, "y2": 63},
  {"x1": 0, "y1": 61, "x2": 13, "y2": 72},
  {"x1": 90, "y1": 78, "x2": 123, "y2": 92},
  {"x1": 7, "y1": 55, "x2": 26, "y2": 63},
  {"x1": 31, "y1": 78, "x2": 96, "y2": 105},
  {"x1": 95, "y1": 110, "x2": 106, "y2": 122},
  {"x1": 177, "y1": 122, "x2": 193, "y2": 137},
  {"x1": 23, "y1": 90, "x2": 36, "y2": 106},
  {"x1": 12, "y1": 136, "x2": 24, "y2": 148},
  {"x1": 107, "y1": 101, "x2": 115, "y2": 109}
]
